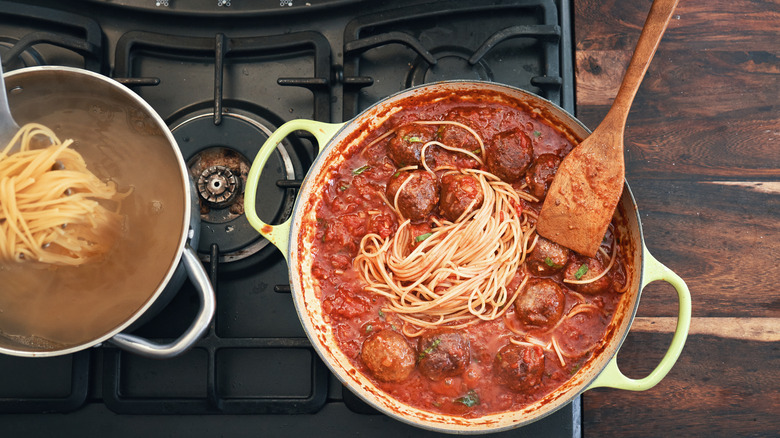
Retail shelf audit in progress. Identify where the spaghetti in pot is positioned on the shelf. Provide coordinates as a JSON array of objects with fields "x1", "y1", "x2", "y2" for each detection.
[{"x1": 0, "y1": 123, "x2": 127, "y2": 266}]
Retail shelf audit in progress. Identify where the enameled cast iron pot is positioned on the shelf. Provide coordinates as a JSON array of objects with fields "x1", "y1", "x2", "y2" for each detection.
[
  {"x1": 244, "y1": 81, "x2": 691, "y2": 433},
  {"x1": 0, "y1": 67, "x2": 215, "y2": 359}
]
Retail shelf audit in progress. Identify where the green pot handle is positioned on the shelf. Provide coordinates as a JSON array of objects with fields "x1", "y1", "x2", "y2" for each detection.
[
  {"x1": 587, "y1": 247, "x2": 691, "y2": 391},
  {"x1": 244, "y1": 119, "x2": 345, "y2": 260}
]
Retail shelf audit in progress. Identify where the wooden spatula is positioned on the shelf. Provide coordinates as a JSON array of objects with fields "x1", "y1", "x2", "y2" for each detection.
[{"x1": 537, "y1": 0, "x2": 679, "y2": 257}]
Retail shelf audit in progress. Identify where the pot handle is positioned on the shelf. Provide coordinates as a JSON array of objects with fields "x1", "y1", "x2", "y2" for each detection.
[
  {"x1": 586, "y1": 247, "x2": 691, "y2": 391},
  {"x1": 245, "y1": 119, "x2": 345, "y2": 260},
  {"x1": 107, "y1": 245, "x2": 216, "y2": 359}
]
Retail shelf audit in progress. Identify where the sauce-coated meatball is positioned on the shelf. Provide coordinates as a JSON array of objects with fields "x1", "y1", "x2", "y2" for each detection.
[
  {"x1": 387, "y1": 124, "x2": 437, "y2": 167},
  {"x1": 361, "y1": 329, "x2": 416, "y2": 382},
  {"x1": 485, "y1": 129, "x2": 533, "y2": 183},
  {"x1": 527, "y1": 236, "x2": 571, "y2": 276},
  {"x1": 493, "y1": 343, "x2": 545, "y2": 392},
  {"x1": 417, "y1": 330, "x2": 470, "y2": 381},
  {"x1": 564, "y1": 256, "x2": 612, "y2": 294},
  {"x1": 386, "y1": 170, "x2": 440, "y2": 221},
  {"x1": 439, "y1": 173, "x2": 484, "y2": 222},
  {"x1": 525, "y1": 153, "x2": 561, "y2": 200},
  {"x1": 515, "y1": 278, "x2": 566, "y2": 328},
  {"x1": 438, "y1": 122, "x2": 479, "y2": 152}
]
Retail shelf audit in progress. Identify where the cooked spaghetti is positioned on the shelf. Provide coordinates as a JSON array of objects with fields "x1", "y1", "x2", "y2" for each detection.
[
  {"x1": 355, "y1": 168, "x2": 535, "y2": 332},
  {"x1": 0, "y1": 123, "x2": 126, "y2": 266}
]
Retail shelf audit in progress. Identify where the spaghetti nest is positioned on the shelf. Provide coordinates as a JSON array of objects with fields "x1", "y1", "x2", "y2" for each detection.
[
  {"x1": 354, "y1": 168, "x2": 537, "y2": 333},
  {"x1": 0, "y1": 123, "x2": 127, "y2": 266}
]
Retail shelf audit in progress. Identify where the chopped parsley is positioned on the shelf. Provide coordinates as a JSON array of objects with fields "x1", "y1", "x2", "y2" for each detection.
[
  {"x1": 352, "y1": 165, "x2": 370, "y2": 175},
  {"x1": 454, "y1": 390, "x2": 480, "y2": 408},
  {"x1": 415, "y1": 232, "x2": 433, "y2": 242},
  {"x1": 403, "y1": 135, "x2": 423, "y2": 143},
  {"x1": 574, "y1": 264, "x2": 589, "y2": 280},
  {"x1": 544, "y1": 257, "x2": 562, "y2": 268},
  {"x1": 365, "y1": 324, "x2": 373, "y2": 333},
  {"x1": 418, "y1": 338, "x2": 441, "y2": 360},
  {"x1": 378, "y1": 309, "x2": 386, "y2": 318},
  {"x1": 533, "y1": 130, "x2": 541, "y2": 138}
]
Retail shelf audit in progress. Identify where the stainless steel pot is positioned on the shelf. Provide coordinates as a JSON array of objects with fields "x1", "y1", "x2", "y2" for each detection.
[
  {"x1": 244, "y1": 81, "x2": 691, "y2": 433},
  {"x1": 0, "y1": 66, "x2": 215, "y2": 359}
]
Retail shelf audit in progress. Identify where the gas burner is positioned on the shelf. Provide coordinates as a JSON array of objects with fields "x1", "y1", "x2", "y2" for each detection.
[
  {"x1": 406, "y1": 48, "x2": 494, "y2": 88},
  {"x1": 171, "y1": 111, "x2": 297, "y2": 263}
]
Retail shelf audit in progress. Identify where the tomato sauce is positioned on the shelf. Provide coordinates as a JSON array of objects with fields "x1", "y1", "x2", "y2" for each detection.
[{"x1": 310, "y1": 93, "x2": 628, "y2": 418}]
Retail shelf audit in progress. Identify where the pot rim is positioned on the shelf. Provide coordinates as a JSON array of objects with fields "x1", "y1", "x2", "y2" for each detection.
[{"x1": 0, "y1": 66, "x2": 193, "y2": 357}]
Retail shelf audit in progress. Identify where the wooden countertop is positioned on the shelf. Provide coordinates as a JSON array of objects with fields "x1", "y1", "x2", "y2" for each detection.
[{"x1": 573, "y1": 0, "x2": 779, "y2": 436}]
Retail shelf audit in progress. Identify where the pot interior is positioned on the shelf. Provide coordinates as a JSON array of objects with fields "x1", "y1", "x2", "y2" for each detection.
[
  {"x1": 0, "y1": 68, "x2": 189, "y2": 355},
  {"x1": 288, "y1": 81, "x2": 645, "y2": 433}
]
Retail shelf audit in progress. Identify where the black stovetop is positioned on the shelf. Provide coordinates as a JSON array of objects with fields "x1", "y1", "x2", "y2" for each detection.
[{"x1": 0, "y1": 1, "x2": 578, "y2": 436}]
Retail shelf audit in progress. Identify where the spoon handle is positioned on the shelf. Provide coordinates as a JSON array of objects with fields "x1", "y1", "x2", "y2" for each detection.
[
  {"x1": 0, "y1": 58, "x2": 21, "y2": 152},
  {"x1": 604, "y1": 0, "x2": 680, "y2": 129}
]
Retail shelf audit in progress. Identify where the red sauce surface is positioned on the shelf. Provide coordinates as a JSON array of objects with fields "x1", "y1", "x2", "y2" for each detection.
[{"x1": 310, "y1": 92, "x2": 628, "y2": 418}]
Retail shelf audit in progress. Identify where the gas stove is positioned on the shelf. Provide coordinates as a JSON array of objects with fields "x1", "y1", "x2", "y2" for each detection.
[{"x1": 0, "y1": 1, "x2": 578, "y2": 436}]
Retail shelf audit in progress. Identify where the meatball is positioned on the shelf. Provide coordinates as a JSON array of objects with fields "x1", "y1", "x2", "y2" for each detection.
[
  {"x1": 494, "y1": 343, "x2": 545, "y2": 392},
  {"x1": 526, "y1": 236, "x2": 571, "y2": 276},
  {"x1": 485, "y1": 129, "x2": 533, "y2": 183},
  {"x1": 564, "y1": 256, "x2": 612, "y2": 294},
  {"x1": 514, "y1": 278, "x2": 566, "y2": 328},
  {"x1": 386, "y1": 170, "x2": 440, "y2": 221},
  {"x1": 417, "y1": 330, "x2": 470, "y2": 381},
  {"x1": 387, "y1": 124, "x2": 437, "y2": 167},
  {"x1": 439, "y1": 173, "x2": 484, "y2": 221},
  {"x1": 361, "y1": 329, "x2": 416, "y2": 382},
  {"x1": 438, "y1": 122, "x2": 479, "y2": 152},
  {"x1": 525, "y1": 153, "x2": 561, "y2": 200}
]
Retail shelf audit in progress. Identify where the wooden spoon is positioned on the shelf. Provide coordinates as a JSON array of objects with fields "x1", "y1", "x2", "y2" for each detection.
[{"x1": 537, "y1": 0, "x2": 679, "y2": 257}]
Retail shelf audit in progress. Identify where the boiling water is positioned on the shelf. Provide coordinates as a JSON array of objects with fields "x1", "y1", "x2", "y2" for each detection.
[
  {"x1": 0, "y1": 193, "x2": 184, "y2": 349},
  {"x1": 0, "y1": 100, "x2": 187, "y2": 352}
]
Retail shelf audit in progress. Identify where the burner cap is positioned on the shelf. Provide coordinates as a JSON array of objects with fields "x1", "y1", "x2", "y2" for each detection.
[{"x1": 197, "y1": 165, "x2": 241, "y2": 209}]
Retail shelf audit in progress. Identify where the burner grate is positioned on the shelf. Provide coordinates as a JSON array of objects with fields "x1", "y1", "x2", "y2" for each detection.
[
  {"x1": 102, "y1": 339, "x2": 329, "y2": 415},
  {"x1": 114, "y1": 29, "x2": 332, "y2": 123},
  {"x1": 0, "y1": 351, "x2": 90, "y2": 413},
  {"x1": 101, "y1": 248, "x2": 329, "y2": 415},
  {"x1": 342, "y1": 0, "x2": 574, "y2": 118},
  {"x1": 0, "y1": 1, "x2": 102, "y2": 71}
]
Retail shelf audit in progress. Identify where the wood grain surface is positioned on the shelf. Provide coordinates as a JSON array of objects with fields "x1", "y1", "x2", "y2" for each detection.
[{"x1": 574, "y1": 0, "x2": 779, "y2": 436}]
